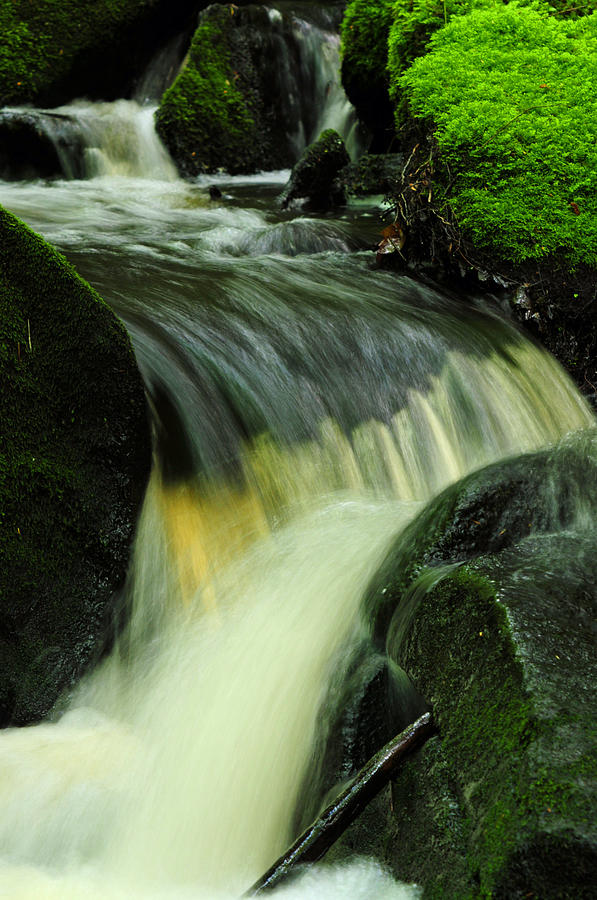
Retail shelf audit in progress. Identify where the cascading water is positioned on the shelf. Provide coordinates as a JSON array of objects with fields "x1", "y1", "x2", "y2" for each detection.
[
  {"x1": 0, "y1": 3, "x2": 361, "y2": 184},
  {"x1": 1, "y1": 14, "x2": 595, "y2": 900},
  {"x1": 1, "y1": 162, "x2": 594, "y2": 897}
]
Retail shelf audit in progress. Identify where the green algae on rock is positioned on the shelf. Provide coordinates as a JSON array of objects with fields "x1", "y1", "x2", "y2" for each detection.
[{"x1": 0, "y1": 206, "x2": 151, "y2": 725}]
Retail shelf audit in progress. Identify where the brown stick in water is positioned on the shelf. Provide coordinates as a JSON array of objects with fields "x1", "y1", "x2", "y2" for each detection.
[{"x1": 245, "y1": 711, "x2": 436, "y2": 896}]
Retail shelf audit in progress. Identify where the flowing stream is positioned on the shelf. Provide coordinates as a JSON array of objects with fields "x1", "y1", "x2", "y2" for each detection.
[{"x1": 1, "y1": 32, "x2": 595, "y2": 900}]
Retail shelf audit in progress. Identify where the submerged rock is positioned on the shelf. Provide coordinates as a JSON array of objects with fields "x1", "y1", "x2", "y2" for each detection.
[
  {"x1": 0, "y1": 207, "x2": 151, "y2": 725},
  {"x1": 280, "y1": 129, "x2": 350, "y2": 211},
  {"x1": 359, "y1": 433, "x2": 597, "y2": 897}
]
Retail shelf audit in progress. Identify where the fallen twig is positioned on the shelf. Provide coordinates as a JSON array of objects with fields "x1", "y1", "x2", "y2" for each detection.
[{"x1": 245, "y1": 712, "x2": 436, "y2": 896}]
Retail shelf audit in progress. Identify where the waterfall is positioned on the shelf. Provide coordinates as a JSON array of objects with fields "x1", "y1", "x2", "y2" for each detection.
[
  {"x1": 0, "y1": 6, "x2": 595, "y2": 897},
  {"x1": 0, "y1": 101, "x2": 178, "y2": 181},
  {"x1": 68, "y1": 101, "x2": 179, "y2": 180},
  {"x1": 0, "y1": 3, "x2": 361, "y2": 184},
  {"x1": 1, "y1": 162, "x2": 594, "y2": 897},
  {"x1": 262, "y1": 6, "x2": 364, "y2": 160}
]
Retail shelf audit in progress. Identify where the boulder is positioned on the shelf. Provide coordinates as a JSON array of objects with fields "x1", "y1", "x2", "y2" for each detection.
[
  {"x1": 365, "y1": 431, "x2": 597, "y2": 641},
  {"x1": 0, "y1": 206, "x2": 151, "y2": 725},
  {"x1": 357, "y1": 433, "x2": 597, "y2": 897},
  {"x1": 156, "y1": 3, "x2": 348, "y2": 177},
  {"x1": 280, "y1": 129, "x2": 350, "y2": 211}
]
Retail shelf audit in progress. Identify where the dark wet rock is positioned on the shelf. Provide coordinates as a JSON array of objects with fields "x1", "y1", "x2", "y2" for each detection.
[
  {"x1": 365, "y1": 430, "x2": 597, "y2": 642},
  {"x1": 249, "y1": 714, "x2": 435, "y2": 896},
  {"x1": 280, "y1": 129, "x2": 350, "y2": 211},
  {"x1": 339, "y1": 152, "x2": 403, "y2": 197},
  {"x1": 293, "y1": 644, "x2": 427, "y2": 838},
  {"x1": 386, "y1": 736, "x2": 475, "y2": 897},
  {"x1": 358, "y1": 432, "x2": 597, "y2": 898},
  {"x1": 0, "y1": 109, "x2": 86, "y2": 181},
  {"x1": 0, "y1": 206, "x2": 151, "y2": 725}
]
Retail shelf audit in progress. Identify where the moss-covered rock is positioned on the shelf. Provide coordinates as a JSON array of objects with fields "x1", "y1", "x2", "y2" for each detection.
[
  {"x1": 0, "y1": 206, "x2": 151, "y2": 725},
  {"x1": 383, "y1": 5, "x2": 597, "y2": 390},
  {"x1": 155, "y1": 4, "x2": 264, "y2": 176},
  {"x1": 280, "y1": 129, "x2": 350, "y2": 210},
  {"x1": 385, "y1": 554, "x2": 597, "y2": 898},
  {"x1": 0, "y1": 0, "x2": 193, "y2": 108},
  {"x1": 398, "y1": 5, "x2": 597, "y2": 271},
  {"x1": 157, "y1": 2, "x2": 333, "y2": 177},
  {"x1": 387, "y1": 0, "x2": 594, "y2": 116},
  {"x1": 365, "y1": 430, "x2": 597, "y2": 641},
  {"x1": 359, "y1": 431, "x2": 597, "y2": 896}
]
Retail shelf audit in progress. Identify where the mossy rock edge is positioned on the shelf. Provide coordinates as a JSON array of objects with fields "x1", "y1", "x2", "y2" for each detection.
[{"x1": 0, "y1": 206, "x2": 152, "y2": 725}]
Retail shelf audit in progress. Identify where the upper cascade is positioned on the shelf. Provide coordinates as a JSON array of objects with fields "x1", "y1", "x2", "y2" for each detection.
[
  {"x1": 0, "y1": 101, "x2": 178, "y2": 181},
  {"x1": 0, "y1": 3, "x2": 362, "y2": 182}
]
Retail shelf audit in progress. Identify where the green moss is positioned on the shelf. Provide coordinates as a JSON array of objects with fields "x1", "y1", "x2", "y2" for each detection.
[
  {"x1": 341, "y1": 0, "x2": 395, "y2": 92},
  {"x1": 388, "y1": 0, "x2": 474, "y2": 103},
  {"x1": 339, "y1": 0, "x2": 396, "y2": 144},
  {"x1": 394, "y1": 568, "x2": 528, "y2": 892},
  {"x1": 387, "y1": 0, "x2": 594, "y2": 109},
  {"x1": 367, "y1": 439, "x2": 597, "y2": 895},
  {"x1": 385, "y1": 557, "x2": 597, "y2": 896},
  {"x1": 155, "y1": 5, "x2": 265, "y2": 176},
  {"x1": 398, "y1": 5, "x2": 597, "y2": 268},
  {"x1": 433, "y1": 571, "x2": 533, "y2": 878},
  {"x1": 0, "y1": 0, "x2": 164, "y2": 106}
]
